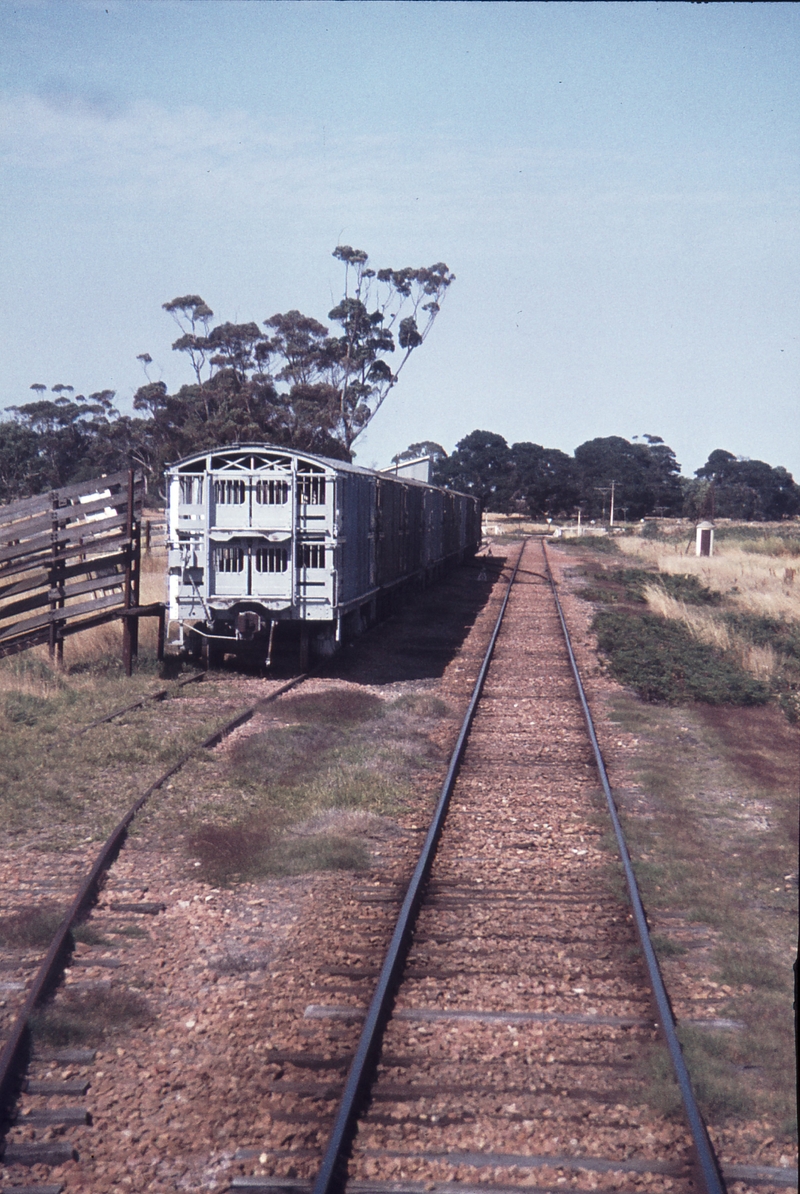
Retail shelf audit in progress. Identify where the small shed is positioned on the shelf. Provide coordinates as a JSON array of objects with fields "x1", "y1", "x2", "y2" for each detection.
[{"x1": 696, "y1": 521, "x2": 714, "y2": 557}]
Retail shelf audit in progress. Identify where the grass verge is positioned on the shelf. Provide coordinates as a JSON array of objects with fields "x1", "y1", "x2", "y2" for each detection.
[{"x1": 139, "y1": 686, "x2": 455, "y2": 884}]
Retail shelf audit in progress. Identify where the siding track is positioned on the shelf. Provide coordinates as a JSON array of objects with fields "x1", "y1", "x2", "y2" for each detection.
[{"x1": 0, "y1": 672, "x2": 308, "y2": 1190}]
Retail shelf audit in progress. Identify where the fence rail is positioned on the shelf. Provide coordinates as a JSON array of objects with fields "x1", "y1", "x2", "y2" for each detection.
[{"x1": 0, "y1": 469, "x2": 164, "y2": 673}]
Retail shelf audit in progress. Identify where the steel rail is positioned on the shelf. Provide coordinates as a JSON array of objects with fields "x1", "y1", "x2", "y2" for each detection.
[
  {"x1": 78, "y1": 670, "x2": 207, "y2": 733},
  {"x1": 0, "y1": 670, "x2": 309, "y2": 1133},
  {"x1": 311, "y1": 542, "x2": 526, "y2": 1194},
  {"x1": 541, "y1": 539, "x2": 726, "y2": 1194}
]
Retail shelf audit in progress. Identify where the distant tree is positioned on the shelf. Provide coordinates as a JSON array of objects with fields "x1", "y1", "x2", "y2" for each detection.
[
  {"x1": 574, "y1": 435, "x2": 682, "y2": 519},
  {"x1": 0, "y1": 420, "x2": 44, "y2": 501},
  {"x1": 392, "y1": 441, "x2": 448, "y2": 467},
  {"x1": 324, "y1": 247, "x2": 454, "y2": 452},
  {"x1": 5, "y1": 386, "x2": 121, "y2": 490},
  {"x1": 695, "y1": 450, "x2": 800, "y2": 519},
  {"x1": 144, "y1": 247, "x2": 455, "y2": 462},
  {"x1": 437, "y1": 430, "x2": 514, "y2": 510},
  {"x1": 510, "y1": 442, "x2": 579, "y2": 517}
]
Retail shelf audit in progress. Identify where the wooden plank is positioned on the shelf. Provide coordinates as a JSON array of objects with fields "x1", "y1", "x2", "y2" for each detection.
[
  {"x1": 0, "y1": 592, "x2": 124, "y2": 642},
  {"x1": 0, "y1": 469, "x2": 141, "y2": 526},
  {"x1": 0, "y1": 510, "x2": 130, "y2": 565},
  {"x1": 0, "y1": 491, "x2": 52, "y2": 526},
  {"x1": 0, "y1": 549, "x2": 127, "y2": 602},
  {"x1": 59, "y1": 509, "x2": 129, "y2": 540},
  {"x1": 0, "y1": 568, "x2": 125, "y2": 623},
  {"x1": 54, "y1": 468, "x2": 136, "y2": 504},
  {"x1": 0, "y1": 526, "x2": 60, "y2": 565},
  {"x1": 58, "y1": 571, "x2": 125, "y2": 602},
  {"x1": 0, "y1": 626, "x2": 50, "y2": 658},
  {"x1": 61, "y1": 493, "x2": 127, "y2": 521},
  {"x1": 0, "y1": 587, "x2": 53, "y2": 622},
  {"x1": 0, "y1": 532, "x2": 132, "y2": 582},
  {"x1": 0, "y1": 509, "x2": 56, "y2": 545}
]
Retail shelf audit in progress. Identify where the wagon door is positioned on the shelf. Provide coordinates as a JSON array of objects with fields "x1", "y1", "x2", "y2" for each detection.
[
  {"x1": 296, "y1": 464, "x2": 335, "y2": 615},
  {"x1": 250, "y1": 538, "x2": 292, "y2": 602},
  {"x1": 249, "y1": 459, "x2": 295, "y2": 604}
]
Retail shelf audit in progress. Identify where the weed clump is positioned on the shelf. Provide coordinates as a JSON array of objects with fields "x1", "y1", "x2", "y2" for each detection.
[
  {"x1": 229, "y1": 724, "x2": 336, "y2": 791},
  {"x1": 265, "y1": 834, "x2": 370, "y2": 876},
  {"x1": 0, "y1": 905, "x2": 65, "y2": 948},
  {"x1": 390, "y1": 693, "x2": 452, "y2": 718},
  {"x1": 593, "y1": 610, "x2": 770, "y2": 705},
  {"x1": 31, "y1": 986, "x2": 151, "y2": 1045}
]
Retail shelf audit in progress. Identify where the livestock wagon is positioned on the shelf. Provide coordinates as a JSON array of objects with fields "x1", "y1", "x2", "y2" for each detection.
[{"x1": 165, "y1": 445, "x2": 480, "y2": 666}]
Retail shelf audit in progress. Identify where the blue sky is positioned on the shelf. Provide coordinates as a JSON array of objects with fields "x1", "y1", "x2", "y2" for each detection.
[{"x1": 1, "y1": 1, "x2": 797, "y2": 477}]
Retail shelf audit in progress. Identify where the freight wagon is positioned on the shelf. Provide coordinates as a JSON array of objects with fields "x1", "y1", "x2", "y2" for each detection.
[{"x1": 165, "y1": 445, "x2": 480, "y2": 666}]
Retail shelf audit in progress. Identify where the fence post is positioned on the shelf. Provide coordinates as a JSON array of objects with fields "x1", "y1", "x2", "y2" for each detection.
[
  {"x1": 122, "y1": 468, "x2": 136, "y2": 677},
  {"x1": 48, "y1": 491, "x2": 65, "y2": 667}
]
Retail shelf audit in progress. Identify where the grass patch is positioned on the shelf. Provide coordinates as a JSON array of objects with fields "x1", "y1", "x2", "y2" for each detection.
[
  {"x1": 389, "y1": 692, "x2": 452, "y2": 718},
  {"x1": 605, "y1": 693, "x2": 797, "y2": 1134},
  {"x1": 4, "y1": 692, "x2": 56, "y2": 726},
  {"x1": 264, "y1": 834, "x2": 370, "y2": 876},
  {"x1": 0, "y1": 905, "x2": 65, "y2": 948},
  {"x1": 228, "y1": 725, "x2": 338, "y2": 792},
  {"x1": 722, "y1": 611, "x2": 800, "y2": 660},
  {"x1": 280, "y1": 687, "x2": 385, "y2": 724},
  {"x1": 31, "y1": 986, "x2": 151, "y2": 1045},
  {"x1": 645, "y1": 1029, "x2": 756, "y2": 1121},
  {"x1": 649, "y1": 933, "x2": 688, "y2": 958},
  {"x1": 185, "y1": 817, "x2": 371, "y2": 884},
  {"x1": 593, "y1": 609, "x2": 770, "y2": 705},
  {"x1": 712, "y1": 946, "x2": 786, "y2": 992}
]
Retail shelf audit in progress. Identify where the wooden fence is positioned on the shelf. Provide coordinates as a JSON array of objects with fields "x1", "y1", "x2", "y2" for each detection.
[{"x1": 0, "y1": 468, "x2": 164, "y2": 674}]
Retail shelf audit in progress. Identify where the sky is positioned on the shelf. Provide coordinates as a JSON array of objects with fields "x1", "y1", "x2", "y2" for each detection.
[{"x1": 1, "y1": 0, "x2": 798, "y2": 478}]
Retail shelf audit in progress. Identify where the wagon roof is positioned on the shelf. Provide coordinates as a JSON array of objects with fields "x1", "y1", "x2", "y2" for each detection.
[{"x1": 166, "y1": 444, "x2": 381, "y2": 478}]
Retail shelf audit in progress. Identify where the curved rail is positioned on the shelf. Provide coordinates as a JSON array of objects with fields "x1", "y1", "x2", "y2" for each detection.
[
  {"x1": 541, "y1": 539, "x2": 726, "y2": 1194},
  {"x1": 0, "y1": 671, "x2": 308, "y2": 1134},
  {"x1": 311, "y1": 543, "x2": 525, "y2": 1194}
]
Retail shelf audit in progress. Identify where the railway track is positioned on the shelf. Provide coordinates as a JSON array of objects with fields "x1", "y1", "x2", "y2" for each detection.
[
  {"x1": 0, "y1": 545, "x2": 794, "y2": 1194},
  {"x1": 0, "y1": 671, "x2": 309, "y2": 1190},
  {"x1": 226, "y1": 537, "x2": 783, "y2": 1194}
]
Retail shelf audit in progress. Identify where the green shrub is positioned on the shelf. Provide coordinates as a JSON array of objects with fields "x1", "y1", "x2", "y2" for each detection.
[
  {"x1": 723, "y1": 611, "x2": 800, "y2": 659},
  {"x1": 592, "y1": 610, "x2": 771, "y2": 706},
  {"x1": 602, "y1": 568, "x2": 720, "y2": 605}
]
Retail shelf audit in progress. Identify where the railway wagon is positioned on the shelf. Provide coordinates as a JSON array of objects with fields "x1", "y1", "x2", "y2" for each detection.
[{"x1": 165, "y1": 444, "x2": 480, "y2": 665}]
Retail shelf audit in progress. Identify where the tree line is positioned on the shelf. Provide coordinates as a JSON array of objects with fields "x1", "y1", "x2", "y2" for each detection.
[
  {"x1": 1, "y1": 241, "x2": 796, "y2": 522},
  {"x1": 0, "y1": 246, "x2": 454, "y2": 503},
  {"x1": 394, "y1": 431, "x2": 800, "y2": 522}
]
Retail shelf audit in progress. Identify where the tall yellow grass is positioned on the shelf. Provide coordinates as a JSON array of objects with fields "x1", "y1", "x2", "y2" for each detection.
[
  {"x1": 615, "y1": 537, "x2": 800, "y2": 622},
  {"x1": 642, "y1": 585, "x2": 779, "y2": 682}
]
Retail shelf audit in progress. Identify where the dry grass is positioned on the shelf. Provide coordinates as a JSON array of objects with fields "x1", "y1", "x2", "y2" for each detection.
[
  {"x1": 615, "y1": 537, "x2": 800, "y2": 622},
  {"x1": 604, "y1": 534, "x2": 800, "y2": 714},
  {"x1": 643, "y1": 586, "x2": 780, "y2": 682}
]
